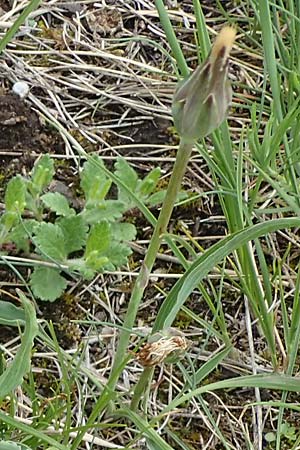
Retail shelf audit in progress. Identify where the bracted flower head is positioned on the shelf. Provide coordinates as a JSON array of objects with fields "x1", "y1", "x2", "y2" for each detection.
[{"x1": 172, "y1": 26, "x2": 236, "y2": 142}]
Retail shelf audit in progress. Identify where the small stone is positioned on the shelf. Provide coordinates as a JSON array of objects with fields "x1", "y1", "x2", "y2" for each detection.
[{"x1": 12, "y1": 81, "x2": 30, "y2": 99}]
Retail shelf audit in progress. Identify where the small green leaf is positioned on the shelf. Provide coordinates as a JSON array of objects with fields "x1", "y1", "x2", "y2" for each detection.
[
  {"x1": 80, "y1": 155, "x2": 111, "y2": 203},
  {"x1": 58, "y1": 215, "x2": 88, "y2": 254},
  {"x1": 85, "y1": 252, "x2": 109, "y2": 271},
  {"x1": 115, "y1": 157, "x2": 138, "y2": 193},
  {"x1": 0, "y1": 441, "x2": 31, "y2": 450},
  {"x1": 84, "y1": 222, "x2": 111, "y2": 271},
  {"x1": 138, "y1": 167, "x2": 161, "y2": 197},
  {"x1": 33, "y1": 223, "x2": 67, "y2": 261},
  {"x1": 146, "y1": 190, "x2": 188, "y2": 207},
  {"x1": 9, "y1": 219, "x2": 38, "y2": 252},
  {"x1": 5, "y1": 176, "x2": 26, "y2": 213},
  {"x1": 85, "y1": 222, "x2": 111, "y2": 258},
  {"x1": 81, "y1": 200, "x2": 125, "y2": 223},
  {"x1": 0, "y1": 211, "x2": 19, "y2": 231},
  {"x1": 31, "y1": 154, "x2": 54, "y2": 193},
  {"x1": 107, "y1": 242, "x2": 132, "y2": 268},
  {"x1": 68, "y1": 258, "x2": 96, "y2": 279},
  {"x1": 41, "y1": 192, "x2": 75, "y2": 217},
  {"x1": 114, "y1": 158, "x2": 164, "y2": 208},
  {"x1": 115, "y1": 157, "x2": 138, "y2": 206},
  {"x1": 264, "y1": 432, "x2": 276, "y2": 443},
  {"x1": 110, "y1": 222, "x2": 137, "y2": 241},
  {"x1": 30, "y1": 267, "x2": 67, "y2": 301},
  {"x1": 0, "y1": 301, "x2": 26, "y2": 326},
  {"x1": 146, "y1": 190, "x2": 166, "y2": 206}
]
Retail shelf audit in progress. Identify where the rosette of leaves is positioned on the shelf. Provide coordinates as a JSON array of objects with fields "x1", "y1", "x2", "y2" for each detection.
[{"x1": 0, "y1": 154, "x2": 169, "y2": 301}]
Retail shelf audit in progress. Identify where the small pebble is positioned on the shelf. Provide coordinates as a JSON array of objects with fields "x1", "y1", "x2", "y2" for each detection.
[{"x1": 12, "y1": 81, "x2": 30, "y2": 98}]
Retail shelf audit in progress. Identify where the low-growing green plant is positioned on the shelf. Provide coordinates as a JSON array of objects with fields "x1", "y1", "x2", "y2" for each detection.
[
  {"x1": 265, "y1": 421, "x2": 298, "y2": 445},
  {"x1": 0, "y1": 442, "x2": 32, "y2": 450},
  {"x1": 0, "y1": 154, "x2": 168, "y2": 301}
]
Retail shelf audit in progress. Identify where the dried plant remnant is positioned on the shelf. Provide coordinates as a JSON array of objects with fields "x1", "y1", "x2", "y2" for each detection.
[
  {"x1": 136, "y1": 330, "x2": 190, "y2": 367},
  {"x1": 86, "y1": 7, "x2": 123, "y2": 36},
  {"x1": 172, "y1": 26, "x2": 236, "y2": 142}
]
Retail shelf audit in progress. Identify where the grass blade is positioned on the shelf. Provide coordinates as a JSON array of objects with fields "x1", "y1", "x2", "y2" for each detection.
[
  {"x1": 153, "y1": 217, "x2": 300, "y2": 331},
  {"x1": 0, "y1": 0, "x2": 41, "y2": 53},
  {"x1": 0, "y1": 290, "x2": 38, "y2": 399}
]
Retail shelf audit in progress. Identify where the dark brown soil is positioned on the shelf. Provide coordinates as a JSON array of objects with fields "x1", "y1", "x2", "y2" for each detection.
[
  {"x1": 0, "y1": 93, "x2": 66, "y2": 208},
  {"x1": 0, "y1": 94, "x2": 41, "y2": 151},
  {"x1": 0, "y1": 94, "x2": 64, "y2": 156},
  {"x1": 0, "y1": 94, "x2": 70, "y2": 342},
  {"x1": 0, "y1": 0, "x2": 10, "y2": 12}
]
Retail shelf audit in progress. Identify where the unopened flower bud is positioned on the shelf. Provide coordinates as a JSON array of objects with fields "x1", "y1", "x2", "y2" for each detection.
[{"x1": 172, "y1": 26, "x2": 236, "y2": 142}]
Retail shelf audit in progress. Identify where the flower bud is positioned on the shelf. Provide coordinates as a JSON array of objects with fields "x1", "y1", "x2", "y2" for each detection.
[{"x1": 172, "y1": 26, "x2": 236, "y2": 142}]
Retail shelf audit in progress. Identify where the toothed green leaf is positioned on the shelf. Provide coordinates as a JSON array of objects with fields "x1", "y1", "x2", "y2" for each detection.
[
  {"x1": 80, "y1": 155, "x2": 111, "y2": 204},
  {"x1": 58, "y1": 215, "x2": 88, "y2": 254},
  {"x1": 30, "y1": 154, "x2": 54, "y2": 193},
  {"x1": 106, "y1": 242, "x2": 132, "y2": 268},
  {"x1": 110, "y1": 222, "x2": 137, "y2": 241},
  {"x1": 81, "y1": 200, "x2": 125, "y2": 223},
  {"x1": 4, "y1": 176, "x2": 26, "y2": 213},
  {"x1": 30, "y1": 266, "x2": 67, "y2": 301},
  {"x1": 9, "y1": 219, "x2": 38, "y2": 252},
  {"x1": 41, "y1": 192, "x2": 75, "y2": 217},
  {"x1": 85, "y1": 221, "x2": 110, "y2": 257},
  {"x1": 115, "y1": 157, "x2": 138, "y2": 191},
  {"x1": 138, "y1": 167, "x2": 161, "y2": 197},
  {"x1": 33, "y1": 223, "x2": 67, "y2": 261}
]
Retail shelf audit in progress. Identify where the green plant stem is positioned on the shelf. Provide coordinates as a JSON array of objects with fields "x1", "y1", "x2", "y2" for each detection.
[
  {"x1": 131, "y1": 366, "x2": 154, "y2": 411},
  {"x1": 70, "y1": 140, "x2": 193, "y2": 446},
  {"x1": 0, "y1": 0, "x2": 41, "y2": 53},
  {"x1": 110, "y1": 140, "x2": 193, "y2": 401},
  {"x1": 70, "y1": 141, "x2": 193, "y2": 446}
]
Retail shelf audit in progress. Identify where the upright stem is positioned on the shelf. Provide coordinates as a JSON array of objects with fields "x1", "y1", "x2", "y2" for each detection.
[
  {"x1": 71, "y1": 140, "x2": 193, "y2": 449},
  {"x1": 111, "y1": 140, "x2": 193, "y2": 386},
  {"x1": 131, "y1": 366, "x2": 154, "y2": 411}
]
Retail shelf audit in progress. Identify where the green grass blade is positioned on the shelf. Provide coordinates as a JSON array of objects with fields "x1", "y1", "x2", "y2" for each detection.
[
  {"x1": 154, "y1": 0, "x2": 189, "y2": 76},
  {"x1": 153, "y1": 217, "x2": 300, "y2": 331},
  {"x1": 257, "y1": 2, "x2": 300, "y2": 205},
  {"x1": 0, "y1": 290, "x2": 38, "y2": 399},
  {"x1": 257, "y1": 1, "x2": 282, "y2": 121},
  {"x1": 192, "y1": 0, "x2": 210, "y2": 61},
  {"x1": 0, "y1": 411, "x2": 70, "y2": 450},
  {"x1": 0, "y1": 0, "x2": 41, "y2": 53},
  {"x1": 193, "y1": 346, "x2": 232, "y2": 386},
  {"x1": 159, "y1": 373, "x2": 300, "y2": 416},
  {"x1": 120, "y1": 408, "x2": 174, "y2": 450}
]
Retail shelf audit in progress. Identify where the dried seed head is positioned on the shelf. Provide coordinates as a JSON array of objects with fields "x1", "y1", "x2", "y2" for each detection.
[
  {"x1": 136, "y1": 329, "x2": 190, "y2": 367},
  {"x1": 172, "y1": 25, "x2": 236, "y2": 142}
]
